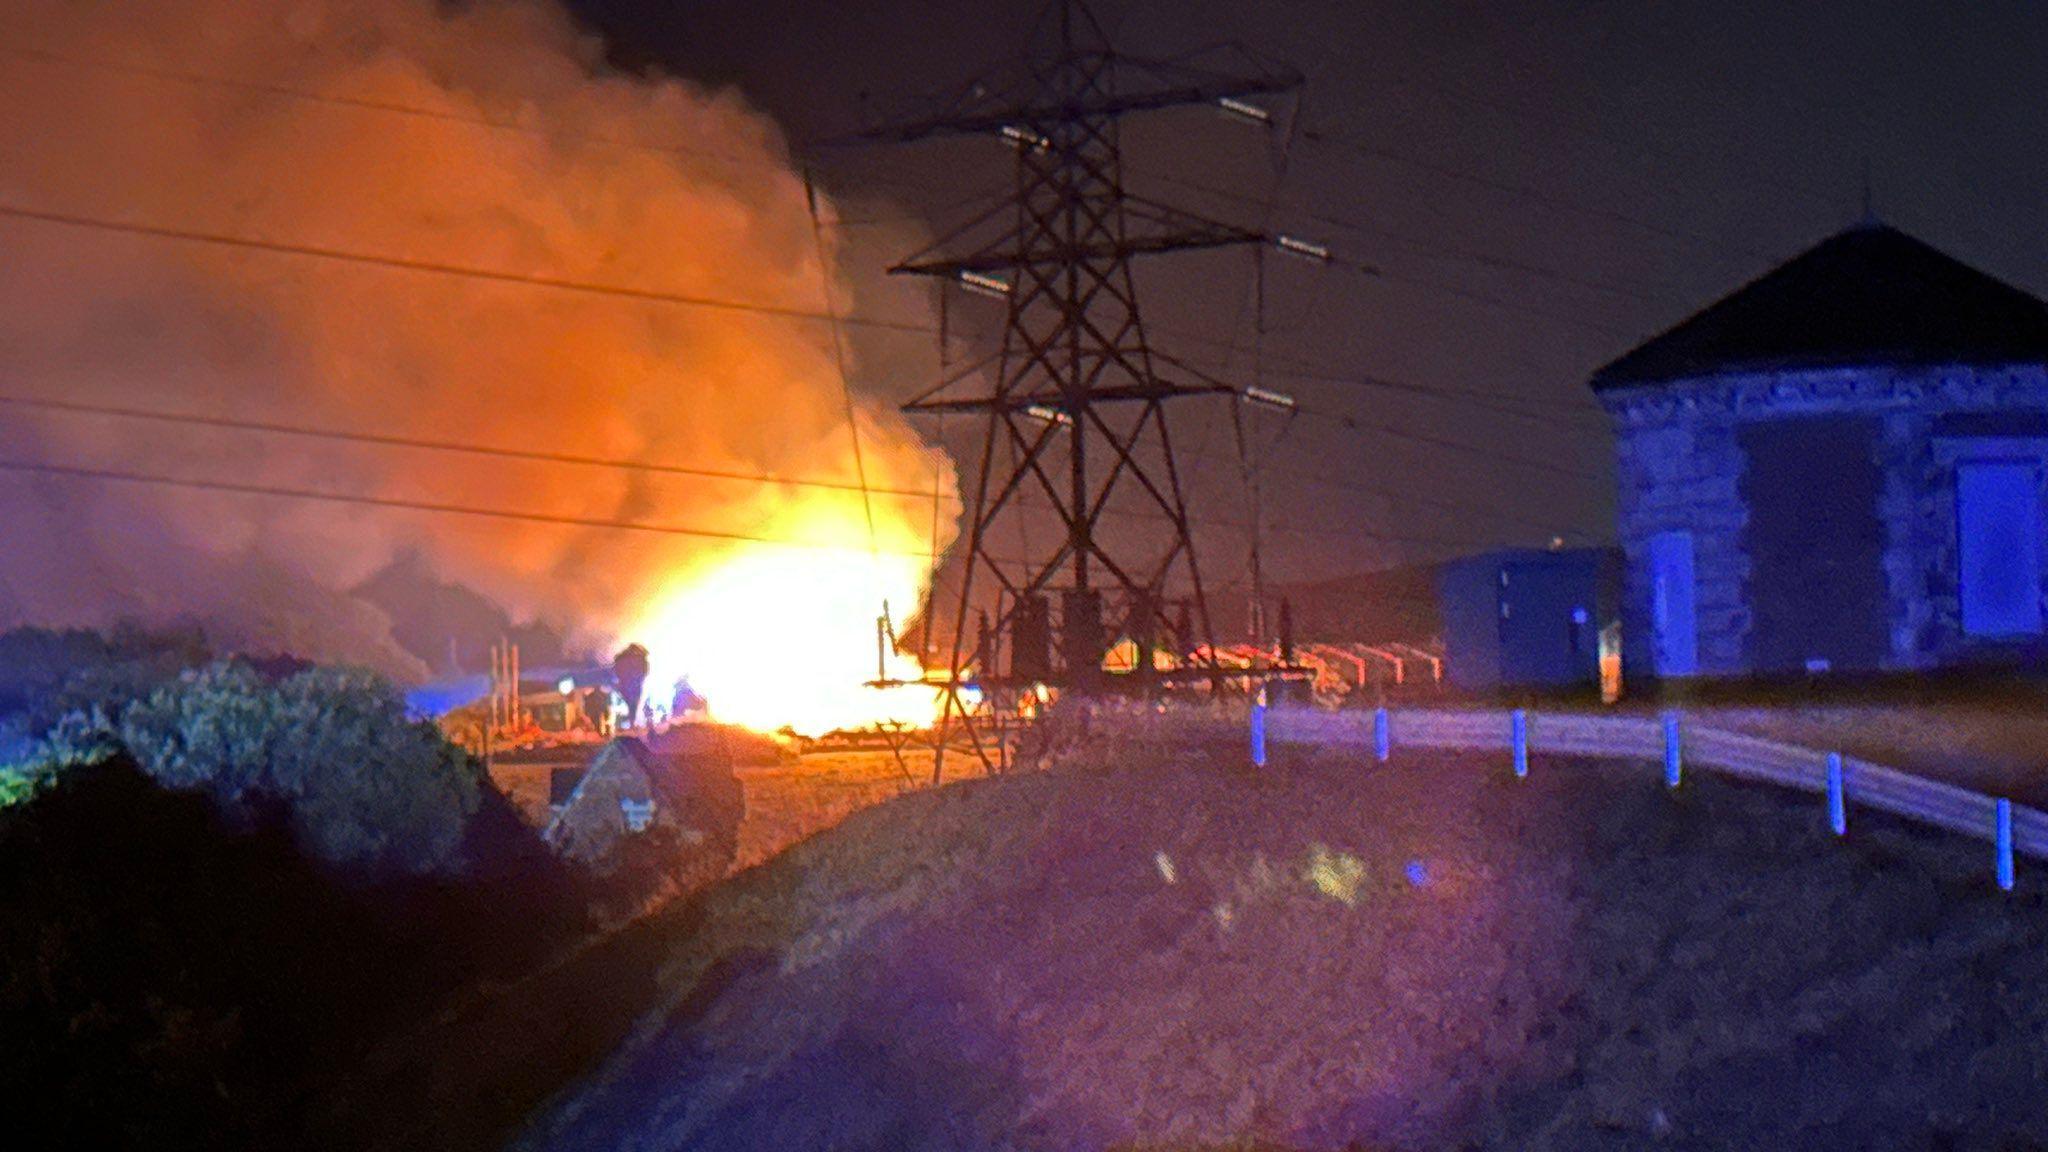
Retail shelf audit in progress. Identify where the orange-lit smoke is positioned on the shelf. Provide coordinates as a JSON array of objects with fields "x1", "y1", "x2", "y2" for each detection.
[{"x1": 0, "y1": 0, "x2": 960, "y2": 731}]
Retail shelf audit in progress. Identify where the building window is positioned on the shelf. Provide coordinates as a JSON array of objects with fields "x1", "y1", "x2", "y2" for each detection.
[
  {"x1": 1648, "y1": 530, "x2": 1698, "y2": 676},
  {"x1": 1956, "y1": 460, "x2": 2045, "y2": 638}
]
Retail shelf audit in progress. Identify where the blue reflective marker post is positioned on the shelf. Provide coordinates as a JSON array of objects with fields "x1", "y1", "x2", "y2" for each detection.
[
  {"x1": 1663, "y1": 713, "x2": 1682, "y2": 789},
  {"x1": 1997, "y1": 798, "x2": 2016, "y2": 892},
  {"x1": 1374, "y1": 707, "x2": 1390, "y2": 763},
  {"x1": 1250, "y1": 686, "x2": 1268, "y2": 769},
  {"x1": 1827, "y1": 752, "x2": 1847, "y2": 836},
  {"x1": 1511, "y1": 709, "x2": 1529, "y2": 779}
]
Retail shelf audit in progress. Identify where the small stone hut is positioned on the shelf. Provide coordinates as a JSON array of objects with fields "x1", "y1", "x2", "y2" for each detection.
[
  {"x1": 543, "y1": 736, "x2": 743, "y2": 888},
  {"x1": 1594, "y1": 222, "x2": 2048, "y2": 681}
]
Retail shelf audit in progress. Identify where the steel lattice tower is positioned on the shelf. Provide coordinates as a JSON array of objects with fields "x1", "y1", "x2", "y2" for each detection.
[{"x1": 852, "y1": 1, "x2": 1300, "y2": 773}]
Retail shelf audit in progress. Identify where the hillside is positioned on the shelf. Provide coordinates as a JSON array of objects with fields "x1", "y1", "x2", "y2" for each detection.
[{"x1": 473, "y1": 726, "x2": 2048, "y2": 1152}]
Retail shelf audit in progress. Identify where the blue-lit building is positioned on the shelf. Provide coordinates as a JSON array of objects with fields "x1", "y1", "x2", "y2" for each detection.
[
  {"x1": 1595, "y1": 222, "x2": 2048, "y2": 682},
  {"x1": 1436, "y1": 547, "x2": 1616, "y2": 692}
]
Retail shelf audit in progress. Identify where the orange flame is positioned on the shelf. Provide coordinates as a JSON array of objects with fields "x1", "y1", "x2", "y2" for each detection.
[
  {"x1": 0, "y1": 0, "x2": 965, "y2": 701},
  {"x1": 624, "y1": 495, "x2": 943, "y2": 736}
]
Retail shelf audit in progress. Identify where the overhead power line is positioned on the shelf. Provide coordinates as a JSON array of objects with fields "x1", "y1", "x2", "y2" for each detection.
[
  {"x1": 0, "y1": 391, "x2": 943, "y2": 500},
  {"x1": 1133, "y1": 172, "x2": 1645, "y2": 340},
  {"x1": 804, "y1": 168, "x2": 881, "y2": 555},
  {"x1": 0, "y1": 202, "x2": 936, "y2": 335},
  {"x1": 1140, "y1": 166, "x2": 1681, "y2": 311},
  {"x1": 1023, "y1": 480, "x2": 1499, "y2": 552},
  {"x1": 1158, "y1": 332, "x2": 1605, "y2": 426},
  {"x1": 1, "y1": 46, "x2": 1642, "y2": 406},
  {"x1": 1154, "y1": 351, "x2": 1605, "y2": 482},
  {"x1": 1257, "y1": 364, "x2": 1606, "y2": 428},
  {"x1": 1295, "y1": 122, "x2": 1777, "y2": 267},
  {"x1": 1286, "y1": 396, "x2": 1604, "y2": 483},
  {"x1": 1149, "y1": 314, "x2": 1604, "y2": 413},
  {"x1": 1124, "y1": 315, "x2": 1607, "y2": 432},
  {"x1": 0, "y1": 389, "x2": 1491, "y2": 556},
  {"x1": 0, "y1": 203, "x2": 1603, "y2": 522},
  {"x1": 1180, "y1": 440, "x2": 1571, "y2": 546},
  {"x1": 1297, "y1": 204, "x2": 1679, "y2": 311},
  {"x1": 0, "y1": 447, "x2": 1482, "y2": 572},
  {"x1": 0, "y1": 43, "x2": 1003, "y2": 209},
  {"x1": 0, "y1": 456, "x2": 943, "y2": 555},
  {"x1": 0, "y1": 43, "x2": 774, "y2": 171},
  {"x1": 3, "y1": 40, "x2": 1656, "y2": 343},
  {"x1": 1350, "y1": 57, "x2": 1848, "y2": 220},
  {"x1": 0, "y1": 39, "x2": 1628, "y2": 558},
  {"x1": 1294, "y1": 238, "x2": 1641, "y2": 342}
]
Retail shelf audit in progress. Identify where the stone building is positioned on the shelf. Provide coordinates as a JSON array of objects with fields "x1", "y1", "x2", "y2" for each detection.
[
  {"x1": 1594, "y1": 222, "x2": 2048, "y2": 681},
  {"x1": 543, "y1": 735, "x2": 743, "y2": 892}
]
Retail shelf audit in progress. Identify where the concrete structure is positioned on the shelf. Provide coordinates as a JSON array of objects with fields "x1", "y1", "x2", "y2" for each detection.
[
  {"x1": 1595, "y1": 223, "x2": 2048, "y2": 681},
  {"x1": 1436, "y1": 548, "x2": 1617, "y2": 692}
]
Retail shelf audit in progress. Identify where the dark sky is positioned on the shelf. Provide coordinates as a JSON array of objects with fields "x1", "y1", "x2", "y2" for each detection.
[{"x1": 566, "y1": 0, "x2": 2048, "y2": 587}]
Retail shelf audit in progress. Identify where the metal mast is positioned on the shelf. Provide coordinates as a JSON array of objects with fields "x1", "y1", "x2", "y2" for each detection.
[{"x1": 851, "y1": 0, "x2": 1300, "y2": 773}]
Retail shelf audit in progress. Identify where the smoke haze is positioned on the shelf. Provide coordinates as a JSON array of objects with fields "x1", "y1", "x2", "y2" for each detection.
[{"x1": 0, "y1": 0, "x2": 960, "y2": 683}]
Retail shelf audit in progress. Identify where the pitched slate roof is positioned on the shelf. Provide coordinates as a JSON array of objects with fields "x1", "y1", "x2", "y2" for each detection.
[{"x1": 1592, "y1": 224, "x2": 2048, "y2": 390}]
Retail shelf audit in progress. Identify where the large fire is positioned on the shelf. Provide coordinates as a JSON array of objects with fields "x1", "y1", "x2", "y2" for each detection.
[
  {"x1": 0, "y1": 0, "x2": 965, "y2": 708},
  {"x1": 625, "y1": 494, "x2": 945, "y2": 736}
]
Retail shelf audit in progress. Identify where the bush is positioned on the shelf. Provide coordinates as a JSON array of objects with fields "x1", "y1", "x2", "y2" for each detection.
[
  {"x1": 0, "y1": 624, "x2": 214, "y2": 790},
  {"x1": 28, "y1": 661, "x2": 482, "y2": 875},
  {"x1": 0, "y1": 640, "x2": 590, "y2": 1147},
  {"x1": 0, "y1": 761, "x2": 47, "y2": 808},
  {"x1": 0, "y1": 755, "x2": 586, "y2": 1150}
]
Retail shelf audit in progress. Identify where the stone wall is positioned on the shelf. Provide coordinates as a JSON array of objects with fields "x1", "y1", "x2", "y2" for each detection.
[
  {"x1": 1599, "y1": 363, "x2": 2048, "y2": 679},
  {"x1": 1605, "y1": 386, "x2": 1749, "y2": 677}
]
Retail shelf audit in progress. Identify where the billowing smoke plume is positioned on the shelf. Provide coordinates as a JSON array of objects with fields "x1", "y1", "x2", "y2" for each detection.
[{"x1": 0, "y1": 0, "x2": 960, "y2": 699}]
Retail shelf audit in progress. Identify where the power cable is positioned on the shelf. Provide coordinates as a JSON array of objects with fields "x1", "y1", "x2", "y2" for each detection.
[
  {"x1": 0, "y1": 43, "x2": 1009, "y2": 208},
  {"x1": 1155, "y1": 350, "x2": 1603, "y2": 483},
  {"x1": 804, "y1": 168, "x2": 880, "y2": 553},
  {"x1": 0, "y1": 456, "x2": 939, "y2": 555},
  {"x1": 1139, "y1": 166, "x2": 1682, "y2": 310},
  {"x1": 1159, "y1": 334, "x2": 1604, "y2": 426},
  {"x1": 0, "y1": 391, "x2": 943, "y2": 500},
  {"x1": 1295, "y1": 122, "x2": 1779, "y2": 266},
  {"x1": 0, "y1": 202, "x2": 936, "y2": 335}
]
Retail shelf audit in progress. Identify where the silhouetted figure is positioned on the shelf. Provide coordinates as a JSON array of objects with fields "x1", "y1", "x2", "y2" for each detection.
[
  {"x1": 613, "y1": 644, "x2": 649, "y2": 729},
  {"x1": 578, "y1": 686, "x2": 610, "y2": 735}
]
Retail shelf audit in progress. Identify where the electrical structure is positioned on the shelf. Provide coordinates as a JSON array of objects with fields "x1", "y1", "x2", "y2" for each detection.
[{"x1": 845, "y1": 0, "x2": 1306, "y2": 774}]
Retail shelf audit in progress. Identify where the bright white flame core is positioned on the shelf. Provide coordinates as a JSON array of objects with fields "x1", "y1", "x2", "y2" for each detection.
[{"x1": 625, "y1": 501, "x2": 942, "y2": 736}]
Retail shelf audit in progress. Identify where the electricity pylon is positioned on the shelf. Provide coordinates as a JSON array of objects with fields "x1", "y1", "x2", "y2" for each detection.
[{"x1": 851, "y1": 0, "x2": 1302, "y2": 775}]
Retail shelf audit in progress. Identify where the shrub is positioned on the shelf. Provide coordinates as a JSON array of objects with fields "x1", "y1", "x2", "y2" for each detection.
[
  {"x1": 0, "y1": 761, "x2": 47, "y2": 808},
  {"x1": 0, "y1": 755, "x2": 584, "y2": 1149},
  {"x1": 0, "y1": 624, "x2": 214, "y2": 804},
  {"x1": 30, "y1": 661, "x2": 482, "y2": 875}
]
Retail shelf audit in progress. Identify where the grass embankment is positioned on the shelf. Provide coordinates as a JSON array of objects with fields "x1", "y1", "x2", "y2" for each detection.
[
  {"x1": 311, "y1": 743, "x2": 964, "y2": 1149},
  {"x1": 1381, "y1": 675, "x2": 2048, "y2": 809},
  {"x1": 467, "y1": 723, "x2": 2048, "y2": 1152}
]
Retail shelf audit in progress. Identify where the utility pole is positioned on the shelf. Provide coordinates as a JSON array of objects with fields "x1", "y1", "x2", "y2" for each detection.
[{"x1": 847, "y1": 0, "x2": 1302, "y2": 775}]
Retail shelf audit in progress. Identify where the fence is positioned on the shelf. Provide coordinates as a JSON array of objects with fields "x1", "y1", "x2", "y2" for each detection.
[{"x1": 1253, "y1": 703, "x2": 2048, "y2": 889}]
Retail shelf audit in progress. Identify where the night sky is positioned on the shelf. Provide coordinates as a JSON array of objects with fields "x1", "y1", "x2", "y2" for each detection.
[{"x1": 568, "y1": 0, "x2": 2048, "y2": 587}]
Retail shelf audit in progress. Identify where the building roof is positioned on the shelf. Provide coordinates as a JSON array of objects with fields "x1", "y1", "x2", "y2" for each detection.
[
  {"x1": 1592, "y1": 224, "x2": 2048, "y2": 390},
  {"x1": 553, "y1": 738, "x2": 658, "y2": 807}
]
